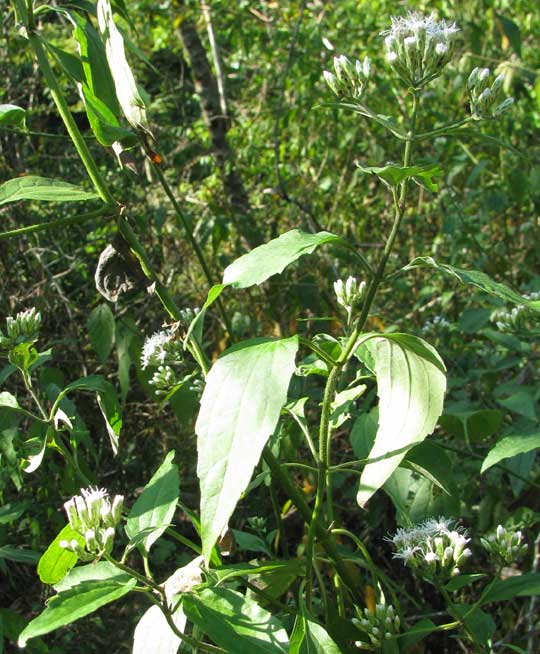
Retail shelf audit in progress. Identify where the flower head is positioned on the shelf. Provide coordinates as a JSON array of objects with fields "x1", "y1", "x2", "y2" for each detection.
[
  {"x1": 61, "y1": 486, "x2": 124, "y2": 560},
  {"x1": 141, "y1": 328, "x2": 183, "y2": 369},
  {"x1": 323, "y1": 54, "x2": 371, "y2": 99},
  {"x1": 388, "y1": 517, "x2": 471, "y2": 579},
  {"x1": 382, "y1": 12, "x2": 459, "y2": 88},
  {"x1": 481, "y1": 524, "x2": 527, "y2": 564}
]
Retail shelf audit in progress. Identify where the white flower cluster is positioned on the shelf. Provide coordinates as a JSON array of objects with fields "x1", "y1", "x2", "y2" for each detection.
[
  {"x1": 60, "y1": 487, "x2": 124, "y2": 561},
  {"x1": 468, "y1": 67, "x2": 514, "y2": 120},
  {"x1": 492, "y1": 291, "x2": 540, "y2": 332},
  {"x1": 481, "y1": 524, "x2": 527, "y2": 564},
  {"x1": 0, "y1": 307, "x2": 42, "y2": 348},
  {"x1": 323, "y1": 54, "x2": 371, "y2": 100},
  {"x1": 382, "y1": 12, "x2": 460, "y2": 88},
  {"x1": 140, "y1": 328, "x2": 183, "y2": 370},
  {"x1": 389, "y1": 517, "x2": 472, "y2": 578},
  {"x1": 334, "y1": 276, "x2": 366, "y2": 318},
  {"x1": 353, "y1": 603, "x2": 400, "y2": 648}
]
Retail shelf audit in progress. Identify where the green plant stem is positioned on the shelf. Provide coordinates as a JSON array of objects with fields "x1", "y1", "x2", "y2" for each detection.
[
  {"x1": 262, "y1": 447, "x2": 363, "y2": 604},
  {"x1": 303, "y1": 90, "x2": 421, "y2": 605},
  {"x1": 27, "y1": 33, "x2": 116, "y2": 206},
  {"x1": 0, "y1": 208, "x2": 111, "y2": 241},
  {"x1": 151, "y1": 163, "x2": 234, "y2": 338},
  {"x1": 26, "y1": 27, "x2": 210, "y2": 373},
  {"x1": 104, "y1": 555, "x2": 224, "y2": 654}
]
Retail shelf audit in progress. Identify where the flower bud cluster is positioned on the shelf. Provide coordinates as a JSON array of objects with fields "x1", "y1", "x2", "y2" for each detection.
[
  {"x1": 481, "y1": 524, "x2": 527, "y2": 564},
  {"x1": 149, "y1": 365, "x2": 178, "y2": 395},
  {"x1": 353, "y1": 603, "x2": 400, "y2": 648},
  {"x1": 492, "y1": 292, "x2": 540, "y2": 332},
  {"x1": 334, "y1": 276, "x2": 366, "y2": 318},
  {"x1": 421, "y1": 314, "x2": 451, "y2": 335},
  {"x1": 468, "y1": 67, "x2": 514, "y2": 120},
  {"x1": 389, "y1": 517, "x2": 472, "y2": 579},
  {"x1": 382, "y1": 12, "x2": 459, "y2": 89},
  {"x1": 0, "y1": 307, "x2": 41, "y2": 348},
  {"x1": 179, "y1": 306, "x2": 199, "y2": 327},
  {"x1": 60, "y1": 487, "x2": 124, "y2": 561},
  {"x1": 323, "y1": 55, "x2": 371, "y2": 100},
  {"x1": 141, "y1": 328, "x2": 183, "y2": 370}
]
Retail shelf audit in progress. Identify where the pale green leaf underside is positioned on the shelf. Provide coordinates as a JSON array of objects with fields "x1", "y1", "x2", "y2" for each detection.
[
  {"x1": 133, "y1": 604, "x2": 186, "y2": 654},
  {"x1": 0, "y1": 103, "x2": 26, "y2": 128},
  {"x1": 18, "y1": 579, "x2": 136, "y2": 647},
  {"x1": 403, "y1": 256, "x2": 540, "y2": 312},
  {"x1": 355, "y1": 333, "x2": 446, "y2": 507},
  {"x1": 87, "y1": 303, "x2": 115, "y2": 363},
  {"x1": 0, "y1": 176, "x2": 98, "y2": 206},
  {"x1": 481, "y1": 433, "x2": 540, "y2": 472},
  {"x1": 182, "y1": 587, "x2": 289, "y2": 654},
  {"x1": 196, "y1": 336, "x2": 299, "y2": 563},
  {"x1": 125, "y1": 450, "x2": 179, "y2": 554}
]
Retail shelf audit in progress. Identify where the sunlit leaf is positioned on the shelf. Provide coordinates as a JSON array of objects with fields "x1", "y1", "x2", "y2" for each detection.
[{"x1": 196, "y1": 336, "x2": 298, "y2": 563}]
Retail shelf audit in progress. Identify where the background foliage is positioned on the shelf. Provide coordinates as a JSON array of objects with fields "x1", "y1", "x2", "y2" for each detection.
[{"x1": 1, "y1": 0, "x2": 540, "y2": 652}]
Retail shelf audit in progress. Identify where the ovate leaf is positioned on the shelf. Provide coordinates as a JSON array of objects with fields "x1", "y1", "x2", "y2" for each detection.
[
  {"x1": 0, "y1": 176, "x2": 98, "y2": 206},
  {"x1": 87, "y1": 303, "x2": 115, "y2": 363},
  {"x1": 355, "y1": 333, "x2": 446, "y2": 507},
  {"x1": 17, "y1": 578, "x2": 136, "y2": 647},
  {"x1": 133, "y1": 604, "x2": 186, "y2": 654},
  {"x1": 356, "y1": 162, "x2": 443, "y2": 191},
  {"x1": 402, "y1": 257, "x2": 540, "y2": 312},
  {"x1": 125, "y1": 450, "x2": 179, "y2": 555},
  {"x1": 481, "y1": 433, "x2": 540, "y2": 473},
  {"x1": 182, "y1": 587, "x2": 289, "y2": 654},
  {"x1": 223, "y1": 229, "x2": 342, "y2": 288},
  {"x1": 0, "y1": 104, "x2": 26, "y2": 128},
  {"x1": 196, "y1": 336, "x2": 298, "y2": 563},
  {"x1": 187, "y1": 230, "x2": 341, "y2": 340},
  {"x1": 37, "y1": 524, "x2": 84, "y2": 585}
]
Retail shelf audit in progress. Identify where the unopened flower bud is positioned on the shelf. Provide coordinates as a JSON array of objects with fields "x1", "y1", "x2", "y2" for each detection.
[{"x1": 493, "y1": 97, "x2": 514, "y2": 116}]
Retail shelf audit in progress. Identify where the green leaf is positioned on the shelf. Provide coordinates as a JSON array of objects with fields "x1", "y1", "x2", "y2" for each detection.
[
  {"x1": 96, "y1": 0, "x2": 149, "y2": 132},
  {"x1": 497, "y1": 390, "x2": 537, "y2": 421},
  {"x1": 56, "y1": 376, "x2": 122, "y2": 454},
  {"x1": 0, "y1": 176, "x2": 98, "y2": 206},
  {"x1": 440, "y1": 407, "x2": 503, "y2": 442},
  {"x1": 355, "y1": 333, "x2": 446, "y2": 507},
  {"x1": 400, "y1": 619, "x2": 437, "y2": 651},
  {"x1": 125, "y1": 450, "x2": 179, "y2": 555},
  {"x1": 223, "y1": 229, "x2": 342, "y2": 288},
  {"x1": 37, "y1": 525, "x2": 84, "y2": 585},
  {"x1": 187, "y1": 230, "x2": 342, "y2": 339},
  {"x1": 133, "y1": 604, "x2": 186, "y2": 654},
  {"x1": 54, "y1": 561, "x2": 131, "y2": 592},
  {"x1": 480, "y1": 572, "x2": 540, "y2": 603},
  {"x1": 481, "y1": 433, "x2": 540, "y2": 473},
  {"x1": 0, "y1": 546, "x2": 40, "y2": 564},
  {"x1": 17, "y1": 579, "x2": 136, "y2": 647},
  {"x1": 356, "y1": 162, "x2": 443, "y2": 191},
  {"x1": 0, "y1": 501, "x2": 28, "y2": 524},
  {"x1": 444, "y1": 574, "x2": 487, "y2": 592},
  {"x1": 196, "y1": 336, "x2": 298, "y2": 563},
  {"x1": 403, "y1": 257, "x2": 540, "y2": 313},
  {"x1": 0, "y1": 104, "x2": 26, "y2": 128},
  {"x1": 402, "y1": 441, "x2": 457, "y2": 496},
  {"x1": 452, "y1": 604, "x2": 494, "y2": 648},
  {"x1": 182, "y1": 587, "x2": 289, "y2": 654},
  {"x1": 290, "y1": 606, "x2": 343, "y2": 654},
  {"x1": 87, "y1": 304, "x2": 115, "y2": 363}
]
